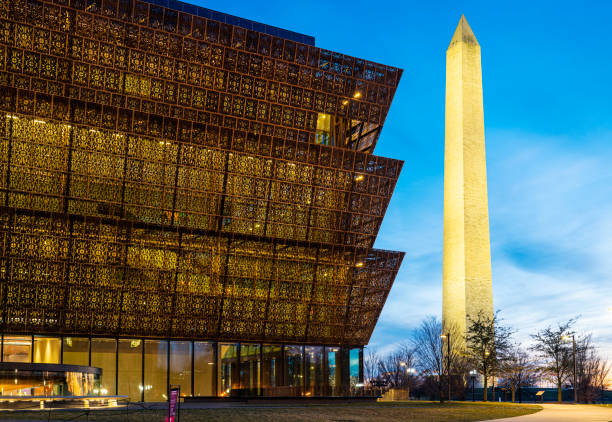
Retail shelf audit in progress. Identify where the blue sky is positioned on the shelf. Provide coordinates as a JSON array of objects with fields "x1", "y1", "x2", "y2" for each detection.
[{"x1": 196, "y1": 0, "x2": 612, "y2": 359}]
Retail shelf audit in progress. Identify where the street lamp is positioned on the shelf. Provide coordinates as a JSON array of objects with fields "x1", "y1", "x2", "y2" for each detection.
[
  {"x1": 484, "y1": 350, "x2": 490, "y2": 401},
  {"x1": 562, "y1": 334, "x2": 578, "y2": 403},
  {"x1": 406, "y1": 367, "x2": 416, "y2": 399},
  {"x1": 469, "y1": 370, "x2": 477, "y2": 401},
  {"x1": 440, "y1": 333, "x2": 451, "y2": 401}
]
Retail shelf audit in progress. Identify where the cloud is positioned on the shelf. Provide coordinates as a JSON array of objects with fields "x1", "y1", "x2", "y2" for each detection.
[{"x1": 371, "y1": 129, "x2": 612, "y2": 363}]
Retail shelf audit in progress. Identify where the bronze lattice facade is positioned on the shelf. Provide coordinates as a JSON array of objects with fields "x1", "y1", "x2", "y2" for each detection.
[{"x1": 0, "y1": 0, "x2": 403, "y2": 400}]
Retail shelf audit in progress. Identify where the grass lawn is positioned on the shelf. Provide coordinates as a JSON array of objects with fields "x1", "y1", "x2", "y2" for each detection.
[{"x1": 1, "y1": 401, "x2": 542, "y2": 422}]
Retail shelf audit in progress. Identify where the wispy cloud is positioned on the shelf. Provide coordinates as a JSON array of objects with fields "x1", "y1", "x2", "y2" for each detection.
[{"x1": 372, "y1": 129, "x2": 612, "y2": 361}]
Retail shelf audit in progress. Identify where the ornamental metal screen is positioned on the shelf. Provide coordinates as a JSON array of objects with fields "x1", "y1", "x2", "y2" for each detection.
[{"x1": 0, "y1": 0, "x2": 404, "y2": 346}]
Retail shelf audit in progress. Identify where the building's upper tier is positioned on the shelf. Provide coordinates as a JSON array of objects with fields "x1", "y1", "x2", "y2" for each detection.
[{"x1": 1, "y1": 0, "x2": 402, "y2": 152}]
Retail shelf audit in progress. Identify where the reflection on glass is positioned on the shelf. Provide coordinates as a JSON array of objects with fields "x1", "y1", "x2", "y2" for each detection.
[
  {"x1": 262, "y1": 344, "x2": 282, "y2": 395},
  {"x1": 118, "y1": 339, "x2": 142, "y2": 402},
  {"x1": 144, "y1": 340, "x2": 167, "y2": 401},
  {"x1": 327, "y1": 347, "x2": 337, "y2": 396},
  {"x1": 170, "y1": 341, "x2": 192, "y2": 396},
  {"x1": 194, "y1": 342, "x2": 215, "y2": 396},
  {"x1": 2, "y1": 336, "x2": 32, "y2": 362},
  {"x1": 0, "y1": 367, "x2": 99, "y2": 396},
  {"x1": 285, "y1": 345, "x2": 303, "y2": 396},
  {"x1": 62, "y1": 337, "x2": 90, "y2": 366},
  {"x1": 328, "y1": 347, "x2": 348, "y2": 396},
  {"x1": 304, "y1": 346, "x2": 324, "y2": 396},
  {"x1": 239, "y1": 343, "x2": 260, "y2": 396},
  {"x1": 217, "y1": 343, "x2": 238, "y2": 396},
  {"x1": 349, "y1": 348, "x2": 360, "y2": 392},
  {"x1": 33, "y1": 336, "x2": 61, "y2": 363},
  {"x1": 91, "y1": 338, "x2": 116, "y2": 395}
]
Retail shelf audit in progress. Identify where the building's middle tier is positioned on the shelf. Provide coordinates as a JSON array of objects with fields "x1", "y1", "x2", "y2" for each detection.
[{"x1": 0, "y1": 101, "x2": 402, "y2": 248}]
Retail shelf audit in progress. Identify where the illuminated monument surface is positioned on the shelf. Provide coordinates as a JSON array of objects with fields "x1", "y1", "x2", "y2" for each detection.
[
  {"x1": 442, "y1": 16, "x2": 494, "y2": 342},
  {"x1": 0, "y1": 0, "x2": 403, "y2": 400}
]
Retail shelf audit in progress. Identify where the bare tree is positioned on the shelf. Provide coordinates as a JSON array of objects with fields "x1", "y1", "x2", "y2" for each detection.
[
  {"x1": 498, "y1": 344, "x2": 538, "y2": 403},
  {"x1": 364, "y1": 347, "x2": 380, "y2": 387},
  {"x1": 530, "y1": 319, "x2": 576, "y2": 403},
  {"x1": 411, "y1": 316, "x2": 444, "y2": 401},
  {"x1": 466, "y1": 311, "x2": 513, "y2": 401},
  {"x1": 574, "y1": 335, "x2": 611, "y2": 403},
  {"x1": 378, "y1": 343, "x2": 416, "y2": 390}
]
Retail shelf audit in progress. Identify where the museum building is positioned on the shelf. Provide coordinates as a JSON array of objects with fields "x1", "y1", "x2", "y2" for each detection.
[{"x1": 0, "y1": 0, "x2": 403, "y2": 401}]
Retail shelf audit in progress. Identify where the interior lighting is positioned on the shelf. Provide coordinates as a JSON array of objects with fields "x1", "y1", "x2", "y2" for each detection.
[
  {"x1": 33, "y1": 119, "x2": 46, "y2": 124},
  {"x1": 6, "y1": 114, "x2": 19, "y2": 119},
  {"x1": 356, "y1": 262, "x2": 364, "y2": 268}
]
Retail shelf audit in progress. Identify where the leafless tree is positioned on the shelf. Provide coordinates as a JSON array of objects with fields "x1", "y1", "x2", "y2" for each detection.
[
  {"x1": 377, "y1": 343, "x2": 416, "y2": 390},
  {"x1": 574, "y1": 335, "x2": 611, "y2": 403},
  {"x1": 411, "y1": 316, "x2": 444, "y2": 400},
  {"x1": 530, "y1": 319, "x2": 577, "y2": 403},
  {"x1": 466, "y1": 311, "x2": 513, "y2": 401},
  {"x1": 364, "y1": 347, "x2": 380, "y2": 387},
  {"x1": 498, "y1": 344, "x2": 538, "y2": 403},
  {"x1": 410, "y1": 316, "x2": 466, "y2": 401}
]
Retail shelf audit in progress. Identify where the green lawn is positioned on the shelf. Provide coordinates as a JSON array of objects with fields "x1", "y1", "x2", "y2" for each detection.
[{"x1": 1, "y1": 401, "x2": 542, "y2": 422}]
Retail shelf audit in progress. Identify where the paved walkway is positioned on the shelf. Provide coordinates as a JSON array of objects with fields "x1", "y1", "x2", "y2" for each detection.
[{"x1": 486, "y1": 403, "x2": 612, "y2": 422}]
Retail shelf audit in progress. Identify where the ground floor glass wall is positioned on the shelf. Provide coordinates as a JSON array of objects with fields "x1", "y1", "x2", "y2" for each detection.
[{"x1": 0, "y1": 335, "x2": 363, "y2": 401}]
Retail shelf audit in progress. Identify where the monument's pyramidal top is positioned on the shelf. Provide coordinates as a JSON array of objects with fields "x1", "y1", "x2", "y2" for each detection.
[{"x1": 448, "y1": 15, "x2": 479, "y2": 49}]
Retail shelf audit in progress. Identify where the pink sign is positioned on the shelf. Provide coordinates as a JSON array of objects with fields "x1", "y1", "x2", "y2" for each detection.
[{"x1": 166, "y1": 387, "x2": 180, "y2": 422}]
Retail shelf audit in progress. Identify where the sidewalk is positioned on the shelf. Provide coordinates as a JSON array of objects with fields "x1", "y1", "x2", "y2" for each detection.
[{"x1": 485, "y1": 403, "x2": 612, "y2": 422}]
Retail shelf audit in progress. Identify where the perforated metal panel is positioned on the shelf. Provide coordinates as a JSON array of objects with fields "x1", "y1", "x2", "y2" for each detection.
[{"x1": 0, "y1": 0, "x2": 404, "y2": 346}]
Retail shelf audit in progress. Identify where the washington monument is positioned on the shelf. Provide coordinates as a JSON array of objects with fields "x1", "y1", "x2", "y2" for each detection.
[{"x1": 443, "y1": 15, "x2": 494, "y2": 342}]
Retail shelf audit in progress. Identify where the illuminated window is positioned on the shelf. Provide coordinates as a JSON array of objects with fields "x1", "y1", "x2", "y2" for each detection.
[
  {"x1": 33, "y1": 336, "x2": 61, "y2": 363},
  {"x1": 2, "y1": 336, "x2": 31, "y2": 363}
]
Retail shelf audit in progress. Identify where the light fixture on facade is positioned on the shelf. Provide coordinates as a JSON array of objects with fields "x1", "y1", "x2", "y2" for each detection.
[{"x1": 353, "y1": 91, "x2": 362, "y2": 99}]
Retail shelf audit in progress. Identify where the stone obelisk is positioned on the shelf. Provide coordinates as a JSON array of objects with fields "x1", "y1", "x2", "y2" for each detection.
[{"x1": 443, "y1": 15, "x2": 493, "y2": 343}]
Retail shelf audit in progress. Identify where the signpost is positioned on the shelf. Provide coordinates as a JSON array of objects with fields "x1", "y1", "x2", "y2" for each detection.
[{"x1": 166, "y1": 386, "x2": 180, "y2": 422}]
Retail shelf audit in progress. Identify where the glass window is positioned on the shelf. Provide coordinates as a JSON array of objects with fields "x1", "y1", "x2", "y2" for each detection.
[
  {"x1": 144, "y1": 340, "x2": 167, "y2": 402},
  {"x1": 170, "y1": 341, "x2": 192, "y2": 397},
  {"x1": 3, "y1": 336, "x2": 32, "y2": 362},
  {"x1": 118, "y1": 339, "x2": 142, "y2": 402},
  {"x1": 284, "y1": 345, "x2": 303, "y2": 395},
  {"x1": 194, "y1": 342, "x2": 215, "y2": 396},
  {"x1": 315, "y1": 113, "x2": 332, "y2": 145},
  {"x1": 62, "y1": 337, "x2": 90, "y2": 366},
  {"x1": 91, "y1": 338, "x2": 116, "y2": 395},
  {"x1": 239, "y1": 343, "x2": 260, "y2": 396},
  {"x1": 327, "y1": 347, "x2": 338, "y2": 396},
  {"x1": 217, "y1": 343, "x2": 238, "y2": 396},
  {"x1": 349, "y1": 348, "x2": 361, "y2": 392},
  {"x1": 33, "y1": 336, "x2": 61, "y2": 363},
  {"x1": 304, "y1": 346, "x2": 324, "y2": 396},
  {"x1": 262, "y1": 344, "x2": 282, "y2": 394},
  {"x1": 327, "y1": 347, "x2": 349, "y2": 396}
]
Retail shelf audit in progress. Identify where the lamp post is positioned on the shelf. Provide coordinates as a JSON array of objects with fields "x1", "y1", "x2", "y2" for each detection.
[
  {"x1": 440, "y1": 333, "x2": 451, "y2": 401},
  {"x1": 407, "y1": 367, "x2": 416, "y2": 399},
  {"x1": 484, "y1": 350, "x2": 490, "y2": 401},
  {"x1": 562, "y1": 334, "x2": 578, "y2": 403},
  {"x1": 469, "y1": 370, "x2": 477, "y2": 401}
]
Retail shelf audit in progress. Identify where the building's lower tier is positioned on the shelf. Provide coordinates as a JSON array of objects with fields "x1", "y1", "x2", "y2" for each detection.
[{"x1": 0, "y1": 334, "x2": 363, "y2": 401}]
